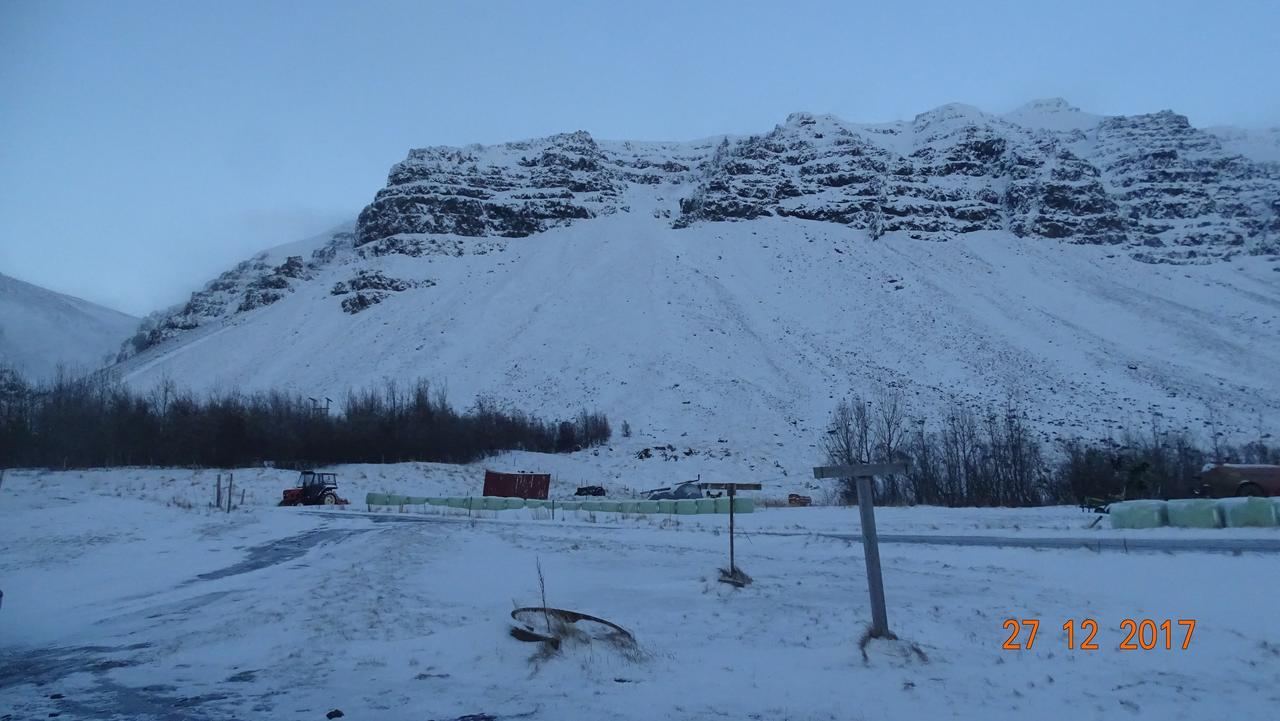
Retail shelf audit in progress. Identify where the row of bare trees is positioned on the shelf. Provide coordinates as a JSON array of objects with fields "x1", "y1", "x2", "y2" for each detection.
[
  {"x1": 0, "y1": 366, "x2": 611, "y2": 469},
  {"x1": 820, "y1": 391, "x2": 1278, "y2": 507}
]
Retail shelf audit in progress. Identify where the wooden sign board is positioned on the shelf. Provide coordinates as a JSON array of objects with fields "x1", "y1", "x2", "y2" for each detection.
[
  {"x1": 698, "y1": 482, "x2": 763, "y2": 491},
  {"x1": 812, "y1": 462, "x2": 907, "y2": 479}
]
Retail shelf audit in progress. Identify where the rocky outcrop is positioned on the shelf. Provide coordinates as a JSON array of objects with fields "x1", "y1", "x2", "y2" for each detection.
[
  {"x1": 330, "y1": 270, "x2": 434, "y2": 314},
  {"x1": 355, "y1": 131, "x2": 624, "y2": 245},
  {"x1": 120, "y1": 231, "x2": 356, "y2": 357}
]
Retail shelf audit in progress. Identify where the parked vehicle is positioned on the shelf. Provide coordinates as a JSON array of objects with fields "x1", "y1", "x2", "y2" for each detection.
[
  {"x1": 645, "y1": 480, "x2": 706, "y2": 501},
  {"x1": 788, "y1": 493, "x2": 813, "y2": 507},
  {"x1": 279, "y1": 471, "x2": 351, "y2": 506},
  {"x1": 574, "y1": 485, "x2": 606, "y2": 497},
  {"x1": 1195, "y1": 464, "x2": 1280, "y2": 498}
]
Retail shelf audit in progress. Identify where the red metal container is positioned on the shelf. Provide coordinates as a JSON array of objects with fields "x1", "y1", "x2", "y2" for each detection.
[{"x1": 483, "y1": 470, "x2": 551, "y2": 500}]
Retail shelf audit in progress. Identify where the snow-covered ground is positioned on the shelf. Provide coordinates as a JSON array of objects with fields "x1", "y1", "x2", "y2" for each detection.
[{"x1": 3, "y1": 465, "x2": 1278, "y2": 720}]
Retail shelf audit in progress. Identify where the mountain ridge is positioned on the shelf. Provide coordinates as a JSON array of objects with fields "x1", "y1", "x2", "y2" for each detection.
[{"x1": 0, "y1": 272, "x2": 138, "y2": 380}]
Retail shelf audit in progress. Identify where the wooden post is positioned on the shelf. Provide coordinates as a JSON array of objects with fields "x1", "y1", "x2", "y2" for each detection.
[
  {"x1": 855, "y1": 475, "x2": 889, "y2": 638},
  {"x1": 728, "y1": 486, "x2": 736, "y2": 574},
  {"x1": 813, "y1": 462, "x2": 906, "y2": 639},
  {"x1": 215, "y1": 473, "x2": 222, "y2": 508},
  {"x1": 226, "y1": 473, "x2": 233, "y2": 513},
  {"x1": 698, "y1": 482, "x2": 761, "y2": 586}
]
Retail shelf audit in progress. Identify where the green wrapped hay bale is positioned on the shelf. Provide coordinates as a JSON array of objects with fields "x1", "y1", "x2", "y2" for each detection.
[
  {"x1": 674, "y1": 499, "x2": 698, "y2": 515},
  {"x1": 1109, "y1": 500, "x2": 1168, "y2": 529},
  {"x1": 695, "y1": 498, "x2": 716, "y2": 514},
  {"x1": 407, "y1": 496, "x2": 428, "y2": 506},
  {"x1": 504, "y1": 497, "x2": 526, "y2": 510},
  {"x1": 1218, "y1": 497, "x2": 1277, "y2": 527},
  {"x1": 714, "y1": 498, "x2": 732, "y2": 514},
  {"x1": 1166, "y1": 499, "x2": 1221, "y2": 528},
  {"x1": 619, "y1": 501, "x2": 639, "y2": 514},
  {"x1": 732, "y1": 497, "x2": 755, "y2": 514},
  {"x1": 636, "y1": 500, "x2": 660, "y2": 514},
  {"x1": 427, "y1": 497, "x2": 447, "y2": 506},
  {"x1": 525, "y1": 499, "x2": 545, "y2": 509},
  {"x1": 365, "y1": 492, "x2": 389, "y2": 506},
  {"x1": 555, "y1": 500, "x2": 579, "y2": 512},
  {"x1": 579, "y1": 501, "x2": 599, "y2": 512},
  {"x1": 657, "y1": 499, "x2": 677, "y2": 514},
  {"x1": 599, "y1": 501, "x2": 622, "y2": 513}
]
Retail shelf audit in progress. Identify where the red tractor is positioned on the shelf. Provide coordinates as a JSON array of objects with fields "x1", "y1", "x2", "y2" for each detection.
[{"x1": 279, "y1": 471, "x2": 350, "y2": 507}]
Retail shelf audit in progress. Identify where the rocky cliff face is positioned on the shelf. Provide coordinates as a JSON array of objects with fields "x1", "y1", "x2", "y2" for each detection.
[{"x1": 351, "y1": 100, "x2": 1278, "y2": 263}]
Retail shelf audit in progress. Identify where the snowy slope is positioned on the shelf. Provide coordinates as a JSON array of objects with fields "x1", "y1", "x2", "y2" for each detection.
[
  {"x1": 114, "y1": 101, "x2": 1280, "y2": 467},
  {"x1": 0, "y1": 272, "x2": 137, "y2": 379}
]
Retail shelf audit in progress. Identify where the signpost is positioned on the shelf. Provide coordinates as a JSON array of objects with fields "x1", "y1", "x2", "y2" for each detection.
[
  {"x1": 812, "y1": 461, "x2": 907, "y2": 638},
  {"x1": 698, "y1": 481, "x2": 762, "y2": 587}
]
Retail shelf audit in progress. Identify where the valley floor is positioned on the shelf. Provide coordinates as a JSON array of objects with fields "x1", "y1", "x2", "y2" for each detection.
[{"x1": 2, "y1": 465, "x2": 1278, "y2": 720}]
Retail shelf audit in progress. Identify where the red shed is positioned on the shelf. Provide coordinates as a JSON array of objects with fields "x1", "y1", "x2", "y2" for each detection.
[{"x1": 483, "y1": 470, "x2": 551, "y2": 500}]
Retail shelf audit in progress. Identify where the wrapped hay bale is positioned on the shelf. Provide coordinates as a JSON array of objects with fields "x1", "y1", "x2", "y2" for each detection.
[
  {"x1": 695, "y1": 498, "x2": 716, "y2": 514},
  {"x1": 598, "y1": 501, "x2": 622, "y2": 513},
  {"x1": 714, "y1": 498, "x2": 732, "y2": 514},
  {"x1": 1217, "y1": 497, "x2": 1277, "y2": 527},
  {"x1": 556, "y1": 500, "x2": 580, "y2": 512},
  {"x1": 1109, "y1": 500, "x2": 1168, "y2": 529},
  {"x1": 636, "y1": 500, "x2": 660, "y2": 514},
  {"x1": 657, "y1": 499, "x2": 677, "y2": 514},
  {"x1": 427, "y1": 497, "x2": 447, "y2": 506},
  {"x1": 674, "y1": 499, "x2": 698, "y2": 515},
  {"x1": 732, "y1": 497, "x2": 755, "y2": 513},
  {"x1": 619, "y1": 501, "x2": 639, "y2": 514},
  {"x1": 1166, "y1": 499, "x2": 1221, "y2": 528},
  {"x1": 504, "y1": 497, "x2": 526, "y2": 510}
]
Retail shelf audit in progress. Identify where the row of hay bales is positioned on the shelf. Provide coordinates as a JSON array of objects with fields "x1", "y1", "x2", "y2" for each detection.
[
  {"x1": 1110, "y1": 497, "x2": 1280, "y2": 529},
  {"x1": 364, "y1": 493, "x2": 755, "y2": 514}
]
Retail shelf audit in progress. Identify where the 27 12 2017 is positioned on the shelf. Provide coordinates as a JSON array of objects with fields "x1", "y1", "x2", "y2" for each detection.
[{"x1": 1001, "y1": 619, "x2": 1197, "y2": 651}]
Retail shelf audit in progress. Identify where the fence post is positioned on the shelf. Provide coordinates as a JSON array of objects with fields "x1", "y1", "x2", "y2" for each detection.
[
  {"x1": 226, "y1": 473, "x2": 234, "y2": 513},
  {"x1": 215, "y1": 473, "x2": 222, "y2": 508}
]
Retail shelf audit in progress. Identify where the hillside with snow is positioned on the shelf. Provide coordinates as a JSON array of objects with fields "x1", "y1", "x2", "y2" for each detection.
[
  {"x1": 0, "y1": 272, "x2": 137, "y2": 380},
  {"x1": 113, "y1": 100, "x2": 1280, "y2": 465}
]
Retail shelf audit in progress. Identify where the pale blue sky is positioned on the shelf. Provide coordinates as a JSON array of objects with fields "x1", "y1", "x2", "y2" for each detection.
[{"x1": 3, "y1": 0, "x2": 1278, "y2": 315}]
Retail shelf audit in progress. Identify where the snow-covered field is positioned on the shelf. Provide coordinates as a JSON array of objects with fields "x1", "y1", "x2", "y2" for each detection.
[{"x1": 3, "y1": 464, "x2": 1279, "y2": 720}]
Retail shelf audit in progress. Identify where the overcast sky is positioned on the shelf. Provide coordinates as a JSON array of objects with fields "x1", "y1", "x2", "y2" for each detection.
[{"x1": 2, "y1": 0, "x2": 1278, "y2": 316}]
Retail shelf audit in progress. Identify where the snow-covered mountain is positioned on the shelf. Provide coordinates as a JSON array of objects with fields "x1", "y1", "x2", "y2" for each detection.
[
  {"x1": 114, "y1": 100, "x2": 1280, "y2": 457},
  {"x1": 0, "y1": 272, "x2": 138, "y2": 380}
]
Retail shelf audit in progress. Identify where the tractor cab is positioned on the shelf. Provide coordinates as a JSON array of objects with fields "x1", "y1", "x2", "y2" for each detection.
[{"x1": 279, "y1": 470, "x2": 350, "y2": 507}]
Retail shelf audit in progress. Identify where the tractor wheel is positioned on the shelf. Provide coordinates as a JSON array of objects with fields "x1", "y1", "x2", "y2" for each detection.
[
  {"x1": 1237, "y1": 482, "x2": 1265, "y2": 497},
  {"x1": 322, "y1": 494, "x2": 337, "y2": 505},
  {"x1": 294, "y1": 501, "x2": 305, "y2": 507}
]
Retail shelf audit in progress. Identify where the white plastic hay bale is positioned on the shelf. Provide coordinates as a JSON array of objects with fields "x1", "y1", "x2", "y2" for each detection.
[
  {"x1": 1217, "y1": 497, "x2": 1277, "y2": 528},
  {"x1": 1109, "y1": 500, "x2": 1168, "y2": 529},
  {"x1": 1166, "y1": 499, "x2": 1222, "y2": 528}
]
